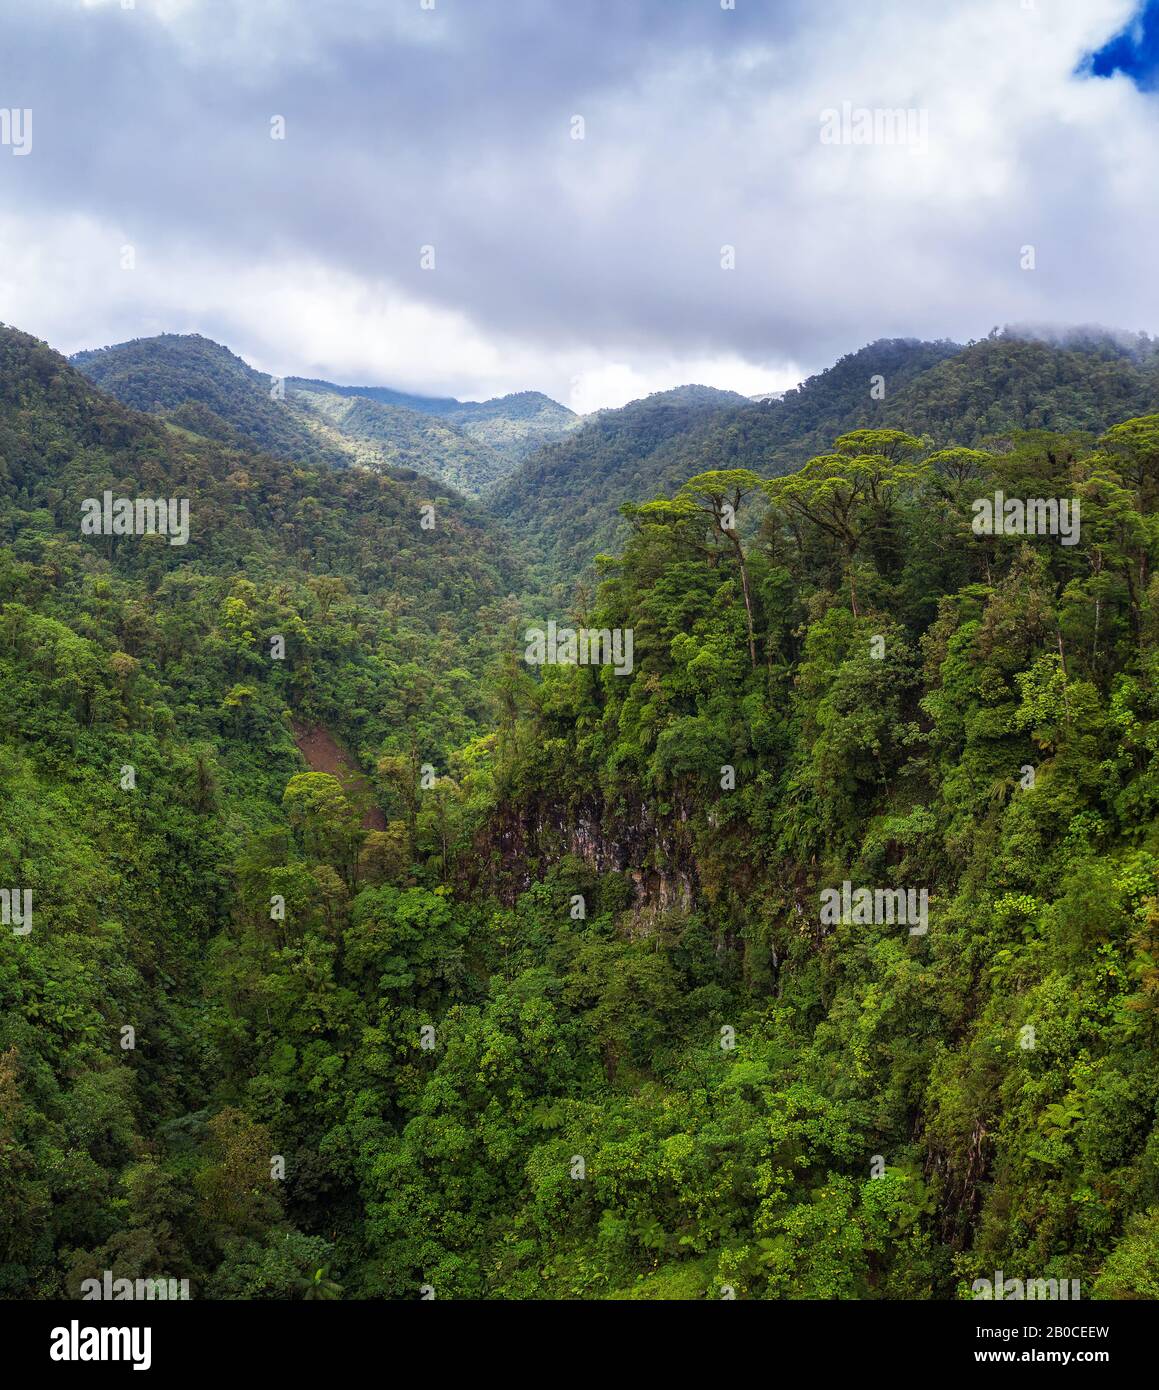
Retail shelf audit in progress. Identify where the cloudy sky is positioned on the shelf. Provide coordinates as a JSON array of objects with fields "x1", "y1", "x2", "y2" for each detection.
[{"x1": 0, "y1": 0, "x2": 1157, "y2": 411}]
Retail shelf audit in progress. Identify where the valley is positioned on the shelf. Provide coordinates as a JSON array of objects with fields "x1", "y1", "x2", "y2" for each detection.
[{"x1": 1, "y1": 320, "x2": 1157, "y2": 1302}]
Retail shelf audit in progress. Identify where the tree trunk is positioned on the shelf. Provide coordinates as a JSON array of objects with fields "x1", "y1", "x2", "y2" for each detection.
[{"x1": 728, "y1": 533, "x2": 758, "y2": 670}]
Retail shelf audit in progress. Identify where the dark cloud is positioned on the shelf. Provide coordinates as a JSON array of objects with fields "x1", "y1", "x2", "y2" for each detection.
[{"x1": 0, "y1": 0, "x2": 1155, "y2": 405}]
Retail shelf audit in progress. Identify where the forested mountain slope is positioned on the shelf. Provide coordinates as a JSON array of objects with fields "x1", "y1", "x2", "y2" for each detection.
[
  {"x1": 289, "y1": 384, "x2": 515, "y2": 495},
  {"x1": 5, "y1": 320, "x2": 1159, "y2": 1303},
  {"x1": 487, "y1": 383, "x2": 757, "y2": 588},
  {"x1": 882, "y1": 333, "x2": 1159, "y2": 442},
  {"x1": 71, "y1": 334, "x2": 349, "y2": 472},
  {"x1": 70, "y1": 334, "x2": 576, "y2": 497},
  {"x1": 491, "y1": 333, "x2": 1159, "y2": 595},
  {"x1": 290, "y1": 378, "x2": 579, "y2": 470},
  {"x1": 0, "y1": 323, "x2": 524, "y2": 1294},
  {"x1": 410, "y1": 423, "x2": 1159, "y2": 1299},
  {"x1": 70, "y1": 334, "x2": 498, "y2": 496}
]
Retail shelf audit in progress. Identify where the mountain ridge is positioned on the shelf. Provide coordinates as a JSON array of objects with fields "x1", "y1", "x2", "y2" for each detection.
[
  {"x1": 68, "y1": 326, "x2": 1159, "y2": 595},
  {"x1": 489, "y1": 329, "x2": 1159, "y2": 593},
  {"x1": 70, "y1": 333, "x2": 577, "y2": 497}
]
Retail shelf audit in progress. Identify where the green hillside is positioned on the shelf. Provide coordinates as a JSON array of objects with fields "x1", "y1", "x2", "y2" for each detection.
[
  {"x1": 6, "y1": 320, "x2": 1159, "y2": 1303},
  {"x1": 487, "y1": 384, "x2": 756, "y2": 588},
  {"x1": 71, "y1": 335, "x2": 556, "y2": 498},
  {"x1": 441, "y1": 390, "x2": 579, "y2": 465},
  {"x1": 289, "y1": 378, "x2": 578, "y2": 464},
  {"x1": 491, "y1": 333, "x2": 1159, "y2": 595},
  {"x1": 287, "y1": 378, "x2": 579, "y2": 475},
  {"x1": 71, "y1": 334, "x2": 348, "y2": 472},
  {"x1": 290, "y1": 384, "x2": 514, "y2": 495}
]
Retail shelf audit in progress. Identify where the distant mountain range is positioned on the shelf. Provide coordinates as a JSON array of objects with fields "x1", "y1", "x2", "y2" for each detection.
[
  {"x1": 71, "y1": 334, "x2": 579, "y2": 497},
  {"x1": 70, "y1": 326, "x2": 1159, "y2": 595},
  {"x1": 6, "y1": 319, "x2": 522, "y2": 663},
  {"x1": 286, "y1": 377, "x2": 577, "y2": 492}
]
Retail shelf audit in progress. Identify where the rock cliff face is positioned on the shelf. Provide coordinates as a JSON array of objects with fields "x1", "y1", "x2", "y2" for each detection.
[{"x1": 476, "y1": 789, "x2": 698, "y2": 919}]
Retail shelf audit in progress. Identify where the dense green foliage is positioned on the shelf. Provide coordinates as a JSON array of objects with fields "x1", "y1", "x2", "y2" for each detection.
[
  {"x1": 0, "y1": 323, "x2": 522, "y2": 1295},
  {"x1": 4, "y1": 324, "x2": 1159, "y2": 1302},
  {"x1": 488, "y1": 385, "x2": 753, "y2": 589},
  {"x1": 491, "y1": 332, "x2": 1159, "y2": 596},
  {"x1": 72, "y1": 335, "x2": 348, "y2": 473},
  {"x1": 440, "y1": 390, "x2": 580, "y2": 467}
]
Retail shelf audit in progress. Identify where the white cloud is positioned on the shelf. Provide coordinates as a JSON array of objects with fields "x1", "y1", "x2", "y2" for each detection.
[
  {"x1": 567, "y1": 358, "x2": 802, "y2": 415},
  {"x1": 3, "y1": 0, "x2": 1158, "y2": 408},
  {"x1": 0, "y1": 209, "x2": 801, "y2": 409}
]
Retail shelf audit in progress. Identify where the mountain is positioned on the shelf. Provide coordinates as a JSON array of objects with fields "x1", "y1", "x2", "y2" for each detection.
[
  {"x1": 487, "y1": 340, "x2": 960, "y2": 590},
  {"x1": 880, "y1": 331, "x2": 1159, "y2": 439},
  {"x1": 463, "y1": 397, "x2": 1159, "y2": 1301},
  {"x1": 622, "y1": 383, "x2": 750, "y2": 408},
  {"x1": 440, "y1": 390, "x2": 580, "y2": 464},
  {"x1": 7, "y1": 316, "x2": 1159, "y2": 1302},
  {"x1": 287, "y1": 378, "x2": 578, "y2": 492},
  {"x1": 289, "y1": 378, "x2": 579, "y2": 468},
  {"x1": 71, "y1": 333, "x2": 350, "y2": 471},
  {"x1": 286, "y1": 377, "x2": 464, "y2": 416},
  {"x1": 0, "y1": 319, "x2": 538, "y2": 1294},
  {"x1": 71, "y1": 334, "x2": 576, "y2": 498},
  {"x1": 684, "y1": 330, "x2": 1159, "y2": 480},
  {"x1": 491, "y1": 331, "x2": 1159, "y2": 594},
  {"x1": 67, "y1": 327, "x2": 1159, "y2": 592},
  {"x1": 287, "y1": 382, "x2": 515, "y2": 495},
  {"x1": 487, "y1": 383, "x2": 750, "y2": 588},
  {"x1": 17, "y1": 325, "x2": 523, "y2": 733}
]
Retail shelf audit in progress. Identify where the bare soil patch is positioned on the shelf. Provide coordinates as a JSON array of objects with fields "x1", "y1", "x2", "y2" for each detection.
[{"x1": 291, "y1": 722, "x2": 388, "y2": 830}]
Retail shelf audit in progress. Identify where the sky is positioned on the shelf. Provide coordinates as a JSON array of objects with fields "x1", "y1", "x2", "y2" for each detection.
[{"x1": 0, "y1": 0, "x2": 1158, "y2": 412}]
